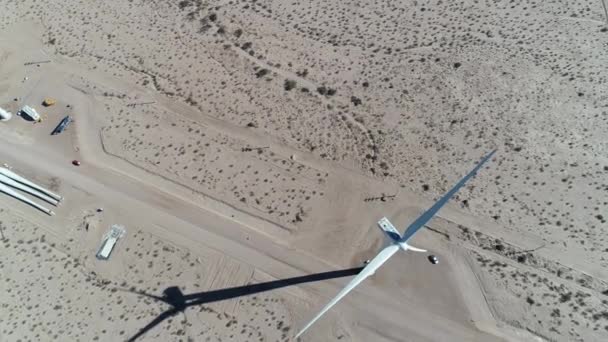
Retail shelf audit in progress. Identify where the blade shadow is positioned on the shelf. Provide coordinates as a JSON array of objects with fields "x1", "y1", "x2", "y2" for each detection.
[
  {"x1": 127, "y1": 307, "x2": 181, "y2": 342},
  {"x1": 126, "y1": 266, "x2": 364, "y2": 341}
]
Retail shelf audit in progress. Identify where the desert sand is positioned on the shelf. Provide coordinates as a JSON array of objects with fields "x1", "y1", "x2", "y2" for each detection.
[{"x1": 0, "y1": 1, "x2": 607, "y2": 341}]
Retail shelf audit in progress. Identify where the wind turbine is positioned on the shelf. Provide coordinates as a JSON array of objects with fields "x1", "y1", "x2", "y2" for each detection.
[{"x1": 296, "y1": 149, "x2": 497, "y2": 338}]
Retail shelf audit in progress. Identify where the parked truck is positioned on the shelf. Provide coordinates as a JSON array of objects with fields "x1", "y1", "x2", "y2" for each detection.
[{"x1": 51, "y1": 115, "x2": 72, "y2": 135}]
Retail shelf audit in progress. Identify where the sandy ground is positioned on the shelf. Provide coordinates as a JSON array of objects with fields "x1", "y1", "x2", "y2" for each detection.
[{"x1": 0, "y1": 1, "x2": 607, "y2": 341}]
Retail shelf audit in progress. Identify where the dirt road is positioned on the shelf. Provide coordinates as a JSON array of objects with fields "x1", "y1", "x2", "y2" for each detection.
[{"x1": 0, "y1": 113, "x2": 503, "y2": 342}]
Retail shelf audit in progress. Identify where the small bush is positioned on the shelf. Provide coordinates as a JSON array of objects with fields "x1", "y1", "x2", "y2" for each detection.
[
  {"x1": 517, "y1": 254, "x2": 527, "y2": 263},
  {"x1": 284, "y1": 79, "x2": 297, "y2": 91},
  {"x1": 559, "y1": 292, "x2": 572, "y2": 303},
  {"x1": 255, "y1": 69, "x2": 270, "y2": 78},
  {"x1": 178, "y1": 0, "x2": 191, "y2": 9}
]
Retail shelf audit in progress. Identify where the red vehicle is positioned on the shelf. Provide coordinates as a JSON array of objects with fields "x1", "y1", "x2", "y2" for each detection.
[{"x1": 72, "y1": 160, "x2": 81, "y2": 166}]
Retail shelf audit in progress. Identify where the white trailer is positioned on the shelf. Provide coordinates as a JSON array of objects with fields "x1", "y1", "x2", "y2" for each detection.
[
  {"x1": 96, "y1": 225, "x2": 126, "y2": 260},
  {"x1": 96, "y1": 236, "x2": 118, "y2": 260},
  {"x1": 20, "y1": 105, "x2": 41, "y2": 122}
]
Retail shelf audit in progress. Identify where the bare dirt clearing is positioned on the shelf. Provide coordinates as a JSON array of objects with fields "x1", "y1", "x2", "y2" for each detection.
[{"x1": 1, "y1": 0, "x2": 607, "y2": 341}]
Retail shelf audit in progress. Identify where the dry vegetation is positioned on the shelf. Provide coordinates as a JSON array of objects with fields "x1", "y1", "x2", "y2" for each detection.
[
  {"x1": 0, "y1": 209, "x2": 292, "y2": 341},
  {"x1": 425, "y1": 218, "x2": 608, "y2": 341},
  {"x1": 3, "y1": 0, "x2": 603, "y2": 254},
  {"x1": 100, "y1": 99, "x2": 326, "y2": 230},
  {"x1": 1, "y1": 0, "x2": 607, "y2": 340},
  {"x1": 472, "y1": 250, "x2": 608, "y2": 342}
]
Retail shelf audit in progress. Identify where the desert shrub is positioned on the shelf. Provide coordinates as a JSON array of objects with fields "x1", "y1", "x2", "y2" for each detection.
[
  {"x1": 560, "y1": 292, "x2": 572, "y2": 303},
  {"x1": 284, "y1": 79, "x2": 297, "y2": 91},
  {"x1": 517, "y1": 254, "x2": 527, "y2": 263},
  {"x1": 255, "y1": 69, "x2": 270, "y2": 78}
]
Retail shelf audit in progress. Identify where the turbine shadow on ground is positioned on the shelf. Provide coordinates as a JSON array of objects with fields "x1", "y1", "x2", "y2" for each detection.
[{"x1": 126, "y1": 266, "x2": 364, "y2": 341}]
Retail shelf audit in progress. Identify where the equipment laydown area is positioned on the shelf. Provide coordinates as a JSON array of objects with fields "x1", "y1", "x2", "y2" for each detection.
[{"x1": 1, "y1": 1, "x2": 608, "y2": 341}]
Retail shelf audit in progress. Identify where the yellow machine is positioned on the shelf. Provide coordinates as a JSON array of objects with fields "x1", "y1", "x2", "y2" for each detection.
[{"x1": 43, "y1": 98, "x2": 56, "y2": 107}]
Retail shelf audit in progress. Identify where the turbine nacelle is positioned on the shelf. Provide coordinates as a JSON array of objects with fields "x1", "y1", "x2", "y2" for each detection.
[{"x1": 378, "y1": 216, "x2": 427, "y2": 252}]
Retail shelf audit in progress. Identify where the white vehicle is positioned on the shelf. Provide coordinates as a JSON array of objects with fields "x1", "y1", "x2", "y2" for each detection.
[
  {"x1": 96, "y1": 236, "x2": 118, "y2": 260},
  {"x1": 20, "y1": 105, "x2": 41, "y2": 122},
  {"x1": 0, "y1": 107, "x2": 12, "y2": 121},
  {"x1": 96, "y1": 225, "x2": 126, "y2": 260},
  {"x1": 295, "y1": 150, "x2": 497, "y2": 338}
]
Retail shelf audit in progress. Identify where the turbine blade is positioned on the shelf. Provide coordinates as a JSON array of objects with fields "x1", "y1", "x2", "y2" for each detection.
[
  {"x1": 296, "y1": 245, "x2": 400, "y2": 338},
  {"x1": 400, "y1": 150, "x2": 496, "y2": 243},
  {"x1": 404, "y1": 244, "x2": 426, "y2": 253}
]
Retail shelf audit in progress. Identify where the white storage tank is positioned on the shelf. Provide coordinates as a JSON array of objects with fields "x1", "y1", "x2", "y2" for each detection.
[{"x1": 0, "y1": 107, "x2": 12, "y2": 121}]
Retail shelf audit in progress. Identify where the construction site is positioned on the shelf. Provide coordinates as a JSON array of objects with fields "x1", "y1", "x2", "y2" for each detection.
[{"x1": 1, "y1": 1, "x2": 608, "y2": 341}]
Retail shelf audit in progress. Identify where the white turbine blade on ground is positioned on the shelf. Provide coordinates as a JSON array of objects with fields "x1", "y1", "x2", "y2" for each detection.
[
  {"x1": 0, "y1": 167, "x2": 62, "y2": 201},
  {"x1": 399, "y1": 149, "x2": 496, "y2": 243},
  {"x1": 0, "y1": 182, "x2": 54, "y2": 215},
  {"x1": 295, "y1": 244, "x2": 400, "y2": 339},
  {"x1": 0, "y1": 173, "x2": 59, "y2": 206}
]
